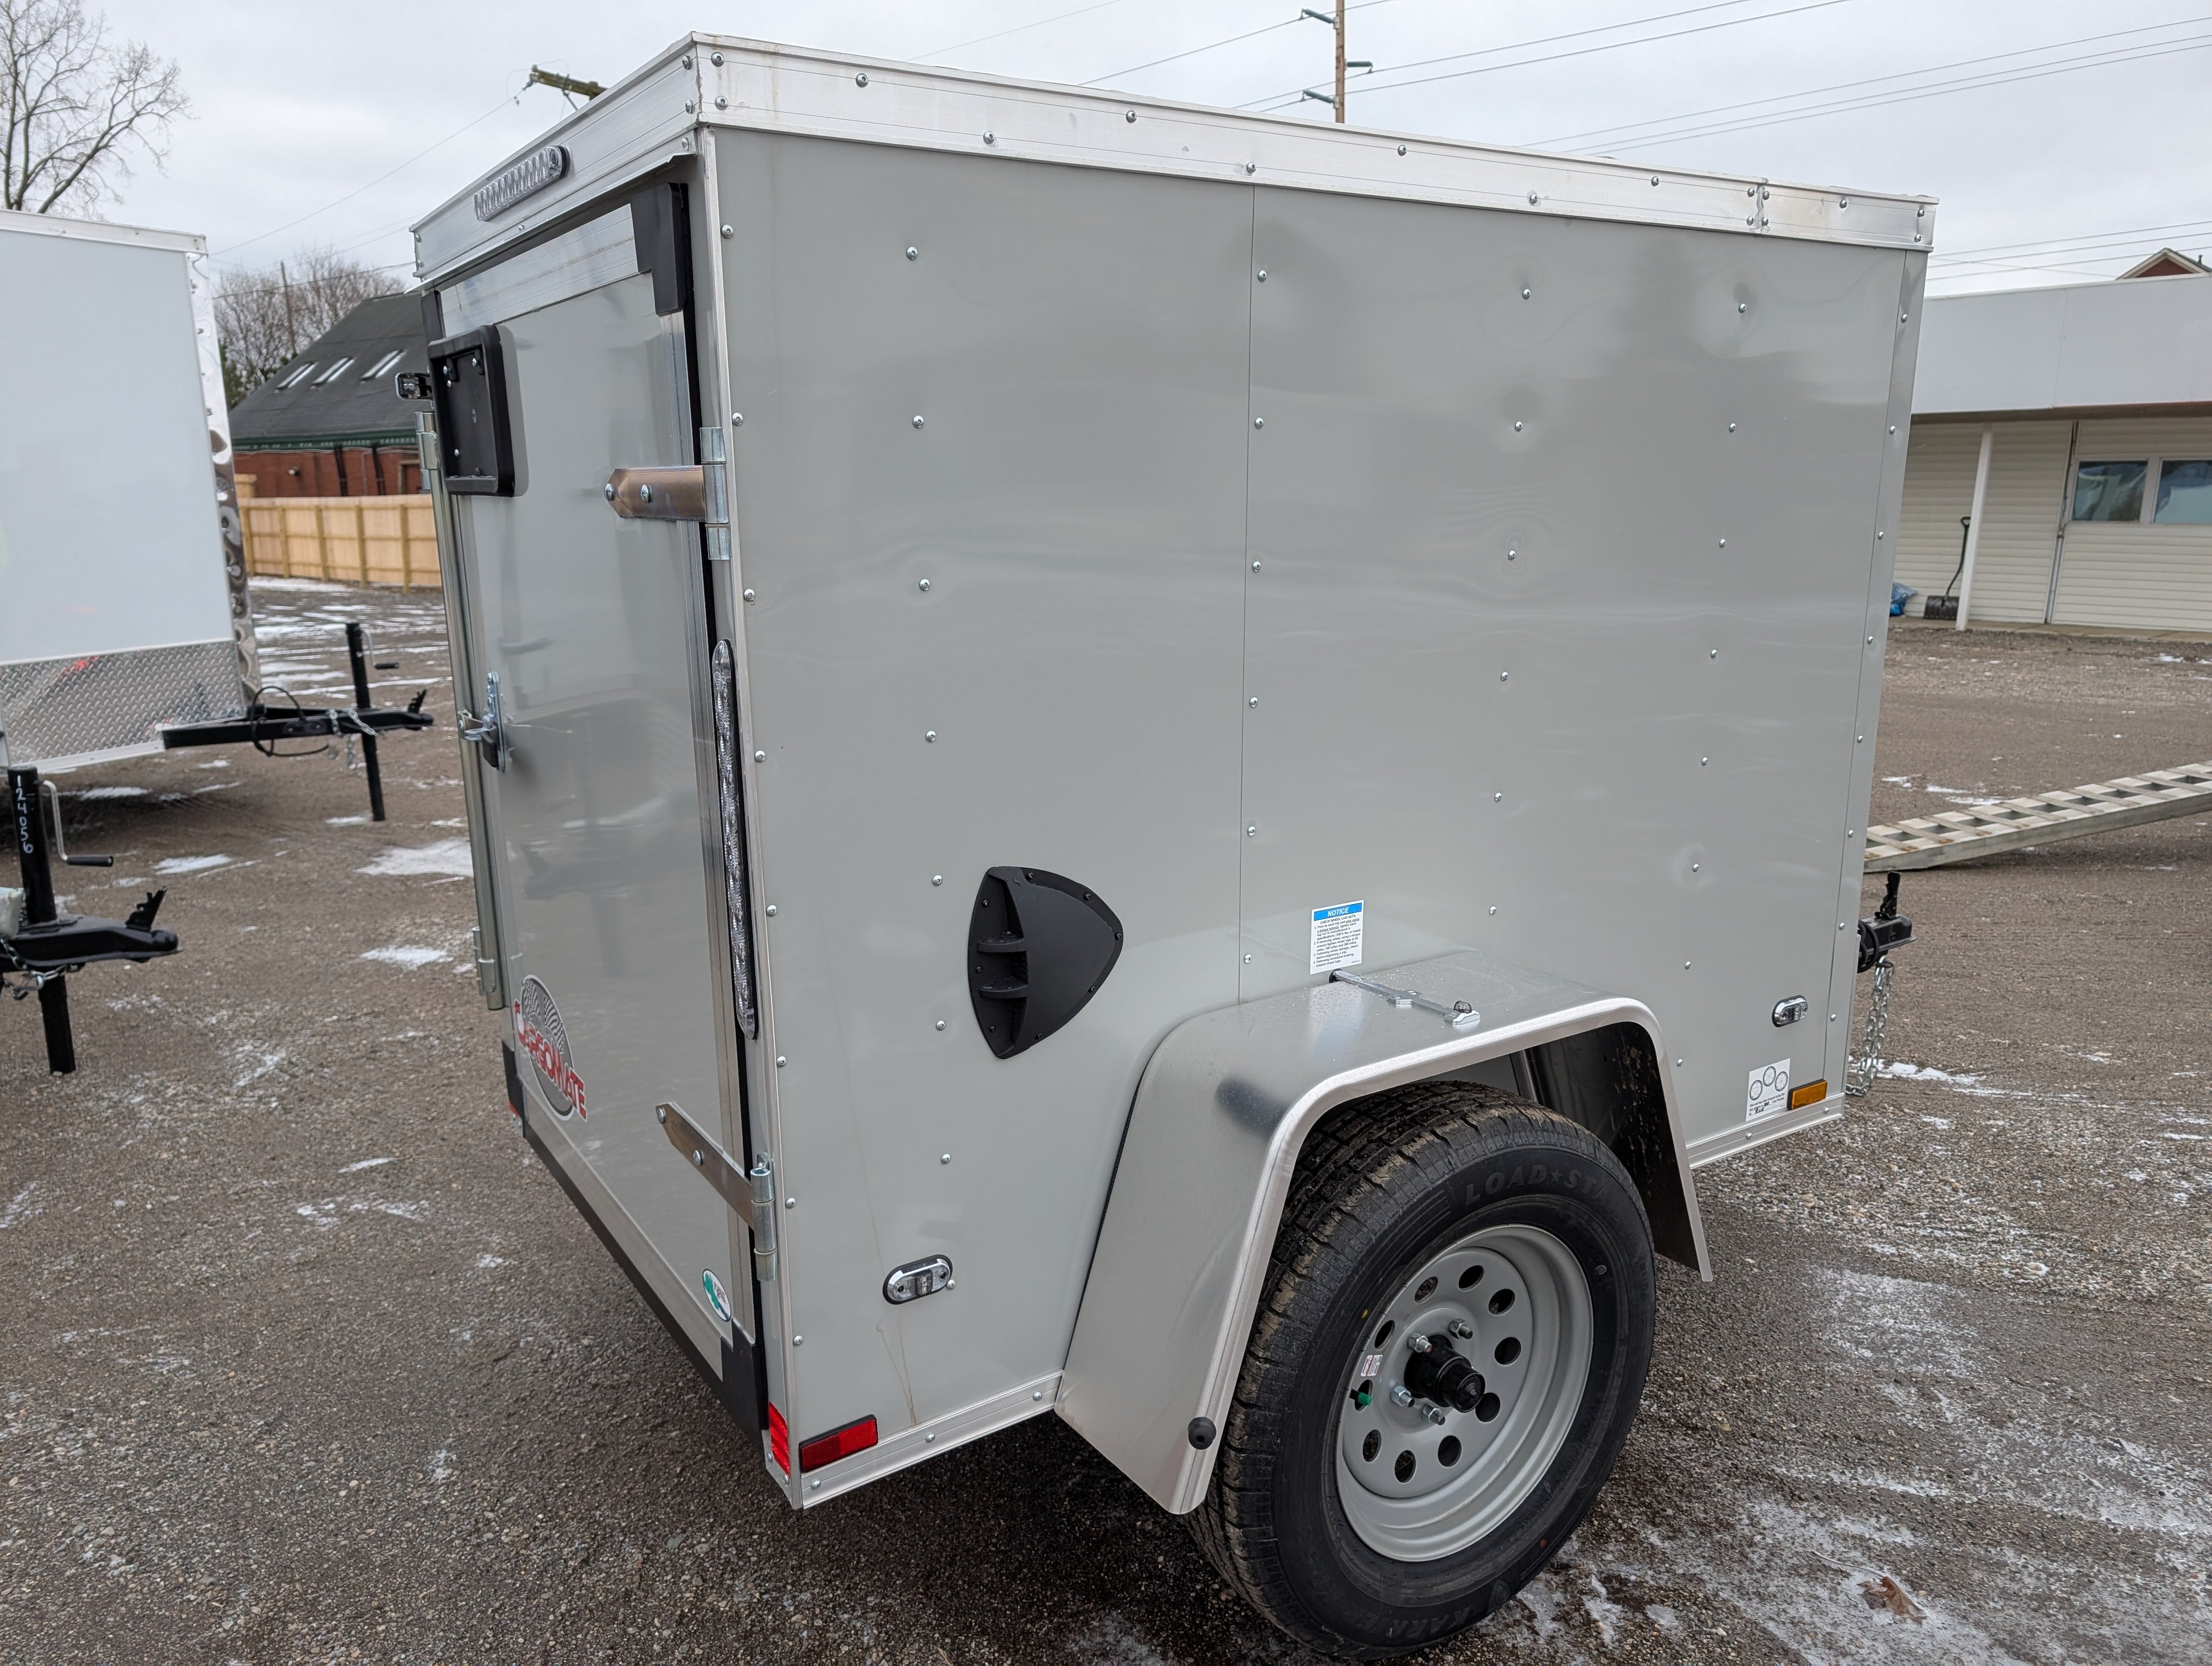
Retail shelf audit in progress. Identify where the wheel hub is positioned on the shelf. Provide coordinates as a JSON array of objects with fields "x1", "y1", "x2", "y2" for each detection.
[
  {"x1": 1401, "y1": 1330, "x2": 1484, "y2": 1413},
  {"x1": 1333, "y1": 1221, "x2": 1593, "y2": 1561}
]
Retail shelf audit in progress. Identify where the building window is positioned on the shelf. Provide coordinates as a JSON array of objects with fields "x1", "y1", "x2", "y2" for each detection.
[
  {"x1": 313, "y1": 357, "x2": 357, "y2": 385},
  {"x1": 2072, "y1": 461, "x2": 2146, "y2": 522},
  {"x1": 362, "y1": 350, "x2": 403, "y2": 379},
  {"x1": 2153, "y1": 460, "x2": 2212, "y2": 525},
  {"x1": 276, "y1": 362, "x2": 318, "y2": 389}
]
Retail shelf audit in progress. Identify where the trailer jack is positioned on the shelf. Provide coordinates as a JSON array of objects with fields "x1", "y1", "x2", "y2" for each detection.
[
  {"x1": 1846, "y1": 873, "x2": 1914, "y2": 1098},
  {"x1": 3, "y1": 765, "x2": 181, "y2": 1074},
  {"x1": 159, "y1": 621, "x2": 434, "y2": 821}
]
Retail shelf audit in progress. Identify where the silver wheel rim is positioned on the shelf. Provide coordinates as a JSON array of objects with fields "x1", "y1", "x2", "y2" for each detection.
[{"x1": 1333, "y1": 1221, "x2": 1593, "y2": 1562}]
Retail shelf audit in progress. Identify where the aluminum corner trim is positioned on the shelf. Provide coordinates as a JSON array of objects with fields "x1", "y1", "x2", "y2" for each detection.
[
  {"x1": 798, "y1": 1373, "x2": 1060, "y2": 1507},
  {"x1": 1057, "y1": 950, "x2": 1705, "y2": 1516}
]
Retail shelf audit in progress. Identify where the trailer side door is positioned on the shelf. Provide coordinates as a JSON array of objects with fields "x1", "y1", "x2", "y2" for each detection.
[{"x1": 429, "y1": 185, "x2": 758, "y2": 1406}]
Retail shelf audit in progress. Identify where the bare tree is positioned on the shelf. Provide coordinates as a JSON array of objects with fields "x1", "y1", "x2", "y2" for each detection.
[
  {"x1": 2, "y1": 0, "x2": 187, "y2": 215},
  {"x1": 214, "y1": 247, "x2": 404, "y2": 405}
]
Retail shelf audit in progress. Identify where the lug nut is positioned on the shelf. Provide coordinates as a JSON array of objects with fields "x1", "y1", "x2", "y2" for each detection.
[
  {"x1": 1424, "y1": 1404, "x2": 1448, "y2": 1426},
  {"x1": 1390, "y1": 1384, "x2": 1413, "y2": 1408},
  {"x1": 1450, "y1": 1319, "x2": 1474, "y2": 1340},
  {"x1": 1406, "y1": 1334, "x2": 1432, "y2": 1354}
]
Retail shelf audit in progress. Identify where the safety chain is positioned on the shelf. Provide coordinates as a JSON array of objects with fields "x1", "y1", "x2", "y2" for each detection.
[
  {"x1": 1844, "y1": 958, "x2": 1895, "y2": 1099},
  {"x1": 1, "y1": 963, "x2": 59, "y2": 997}
]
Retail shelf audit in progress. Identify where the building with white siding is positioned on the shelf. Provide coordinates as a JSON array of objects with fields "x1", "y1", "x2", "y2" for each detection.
[{"x1": 1896, "y1": 260, "x2": 2212, "y2": 631}]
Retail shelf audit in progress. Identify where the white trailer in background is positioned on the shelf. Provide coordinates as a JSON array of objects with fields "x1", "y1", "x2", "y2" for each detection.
[
  {"x1": 0, "y1": 208, "x2": 256, "y2": 771},
  {"x1": 1, "y1": 209, "x2": 434, "y2": 1077}
]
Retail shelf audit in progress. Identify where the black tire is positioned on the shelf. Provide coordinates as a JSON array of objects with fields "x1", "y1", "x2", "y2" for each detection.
[{"x1": 1188, "y1": 1080, "x2": 1657, "y2": 1658}]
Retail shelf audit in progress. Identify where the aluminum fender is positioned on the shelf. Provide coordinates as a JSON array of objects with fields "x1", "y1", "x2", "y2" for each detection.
[{"x1": 1058, "y1": 951, "x2": 1707, "y2": 1515}]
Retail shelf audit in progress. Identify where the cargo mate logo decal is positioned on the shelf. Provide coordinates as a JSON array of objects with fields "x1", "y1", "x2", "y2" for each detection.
[{"x1": 515, "y1": 976, "x2": 587, "y2": 1117}]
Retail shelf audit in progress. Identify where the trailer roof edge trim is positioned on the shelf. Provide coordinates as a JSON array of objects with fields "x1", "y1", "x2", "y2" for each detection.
[
  {"x1": 411, "y1": 34, "x2": 1935, "y2": 282},
  {"x1": 0, "y1": 204, "x2": 205, "y2": 255}
]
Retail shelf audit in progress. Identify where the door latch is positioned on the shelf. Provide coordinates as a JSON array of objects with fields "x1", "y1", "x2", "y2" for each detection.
[
  {"x1": 459, "y1": 670, "x2": 504, "y2": 770},
  {"x1": 604, "y1": 427, "x2": 730, "y2": 560}
]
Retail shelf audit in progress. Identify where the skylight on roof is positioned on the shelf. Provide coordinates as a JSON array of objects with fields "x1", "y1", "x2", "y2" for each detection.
[
  {"x1": 362, "y1": 350, "x2": 403, "y2": 380},
  {"x1": 277, "y1": 362, "x2": 317, "y2": 389},
  {"x1": 313, "y1": 357, "x2": 357, "y2": 385}
]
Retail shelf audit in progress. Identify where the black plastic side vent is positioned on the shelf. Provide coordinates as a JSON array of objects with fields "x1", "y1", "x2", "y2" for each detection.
[{"x1": 967, "y1": 867, "x2": 1123, "y2": 1060}]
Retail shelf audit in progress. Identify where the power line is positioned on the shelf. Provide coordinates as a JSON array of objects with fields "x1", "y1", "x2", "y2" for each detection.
[
  {"x1": 1928, "y1": 253, "x2": 2198, "y2": 283},
  {"x1": 1243, "y1": 0, "x2": 1856, "y2": 111},
  {"x1": 1536, "y1": 14, "x2": 2212, "y2": 149},
  {"x1": 925, "y1": 0, "x2": 1129, "y2": 62},
  {"x1": 1289, "y1": 0, "x2": 1807, "y2": 95},
  {"x1": 1933, "y1": 242, "x2": 2212, "y2": 279},
  {"x1": 215, "y1": 92, "x2": 519, "y2": 257},
  {"x1": 1931, "y1": 216, "x2": 2212, "y2": 263},
  {"x1": 1084, "y1": 0, "x2": 1400, "y2": 89},
  {"x1": 1579, "y1": 29, "x2": 2212, "y2": 151}
]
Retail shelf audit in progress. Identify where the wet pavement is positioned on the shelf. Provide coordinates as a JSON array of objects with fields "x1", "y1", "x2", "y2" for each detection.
[{"x1": 2, "y1": 589, "x2": 2206, "y2": 1665}]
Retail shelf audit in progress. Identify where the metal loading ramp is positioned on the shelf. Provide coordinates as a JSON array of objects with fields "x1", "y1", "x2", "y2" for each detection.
[{"x1": 1864, "y1": 761, "x2": 2212, "y2": 872}]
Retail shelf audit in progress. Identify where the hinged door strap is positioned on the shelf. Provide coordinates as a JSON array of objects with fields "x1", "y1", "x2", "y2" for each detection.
[
  {"x1": 605, "y1": 428, "x2": 729, "y2": 559},
  {"x1": 658, "y1": 1102, "x2": 770, "y2": 1225},
  {"x1": 659, "y1": 1099, "x2": 777, "y2": 1280}
]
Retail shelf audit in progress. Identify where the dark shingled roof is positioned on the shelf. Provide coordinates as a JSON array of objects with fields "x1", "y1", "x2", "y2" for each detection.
[{"x1": 229, "y1": 292, "x2": 426, "y2": 448}]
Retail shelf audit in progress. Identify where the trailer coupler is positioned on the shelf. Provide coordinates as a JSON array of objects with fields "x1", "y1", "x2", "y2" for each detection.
[
  {"x1": 1845, "y1": 873, "x2": 1914, "y2": 1098},
  {"x1": 1856, "y1": 871, "x2": 1913, "y2": 974},
  {"x1": 5, "y1": 765, "x2": 181, "y2": 1075}
]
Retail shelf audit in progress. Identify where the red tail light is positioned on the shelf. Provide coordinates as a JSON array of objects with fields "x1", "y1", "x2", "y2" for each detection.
[
  {"x1": 767, "y1": 1402, "x2": 790, "y2": 1475},
  {"x1": 798, "y1": 1415, "x2": 878, "y2": 1473}
]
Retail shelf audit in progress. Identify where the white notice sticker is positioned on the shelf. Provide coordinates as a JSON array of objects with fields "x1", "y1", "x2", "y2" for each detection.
[
  {"x1": 1310, "y1": 900, "x2": 1364, "y2": 976},
  {"x1": 1746, "y1": 1058, "x2": 1791, "y2": 1121}
]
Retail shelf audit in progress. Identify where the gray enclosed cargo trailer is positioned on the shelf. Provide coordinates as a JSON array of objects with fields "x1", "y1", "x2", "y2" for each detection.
[{"x1": 413, "y1": 36, "x2": 1928, "y2": 1655}]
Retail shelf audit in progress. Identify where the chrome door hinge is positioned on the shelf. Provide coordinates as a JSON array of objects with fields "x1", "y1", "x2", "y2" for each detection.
[
  {"x1": 658, "y1": 1100, "x2": 777, "y2": 1279},
  {"x1": 605, "y1": 427, "x2": 731, "y2": 561},
  {"x1": 747, "y1": 1154, "x2": 777, "y2": 1280},
  {"x1": 471, "y1": 924, "x2": 500, "y2": 1001}
]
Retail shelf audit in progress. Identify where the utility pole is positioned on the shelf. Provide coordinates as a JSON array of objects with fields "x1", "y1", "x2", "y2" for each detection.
[
  {"x1": 280, "y1": 260, "x2": 296, "y2": 357},
  {"x1": 1334, "y1": 3, "x2": 1347, "y2": 124},
  {"x1": 1300, "y1": 10, "x2": 1371, "y2": 122}
]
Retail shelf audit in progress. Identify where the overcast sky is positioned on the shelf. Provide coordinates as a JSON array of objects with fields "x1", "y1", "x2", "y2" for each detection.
[{"x1": 83, "y1": 1, "x2": 2212, "y2": 296}]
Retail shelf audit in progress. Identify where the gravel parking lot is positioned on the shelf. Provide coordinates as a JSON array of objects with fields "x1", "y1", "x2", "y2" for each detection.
[{"x1": 3, "y1": 585, "x2": 2207, "y2": 1666}]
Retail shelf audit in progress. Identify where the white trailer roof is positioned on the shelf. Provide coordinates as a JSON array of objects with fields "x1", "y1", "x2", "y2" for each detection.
[
  {"x1": 1914, "y1": 272, "x2": 2212, "y2": 419},
  {"x1": 413, "y1": 35, "x2": 1934, "y2": 283}
]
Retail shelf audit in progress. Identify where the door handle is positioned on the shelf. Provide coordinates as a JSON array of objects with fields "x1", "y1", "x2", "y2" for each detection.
[{"x1": 460, "y1": 670, "x2": 505, "y2": 770}]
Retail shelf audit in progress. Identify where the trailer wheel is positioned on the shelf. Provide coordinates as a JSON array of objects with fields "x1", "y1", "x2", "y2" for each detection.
[{"x1": 1189, "y1": 1081, "x2": 1655, "y2": 1658}]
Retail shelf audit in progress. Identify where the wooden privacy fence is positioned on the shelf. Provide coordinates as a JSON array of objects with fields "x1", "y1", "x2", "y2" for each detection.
[{"x1": 241, "y1": 495, "x2": 439, "y2": 590}]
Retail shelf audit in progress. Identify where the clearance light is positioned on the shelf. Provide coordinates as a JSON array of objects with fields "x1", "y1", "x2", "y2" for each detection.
[
  {"x1": 473, "y1": 145, "x2": 569, "y2": 221},
  {"x1": 767, "y1": 1402, "x2": 790, "y2": 1475},
  {"x1": 798, "y1": 1416, "x2": 878, "y2": 1473},
  {"x1": 1788, "y1": 1079, "x2": 1828, "y2": 1111}
]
